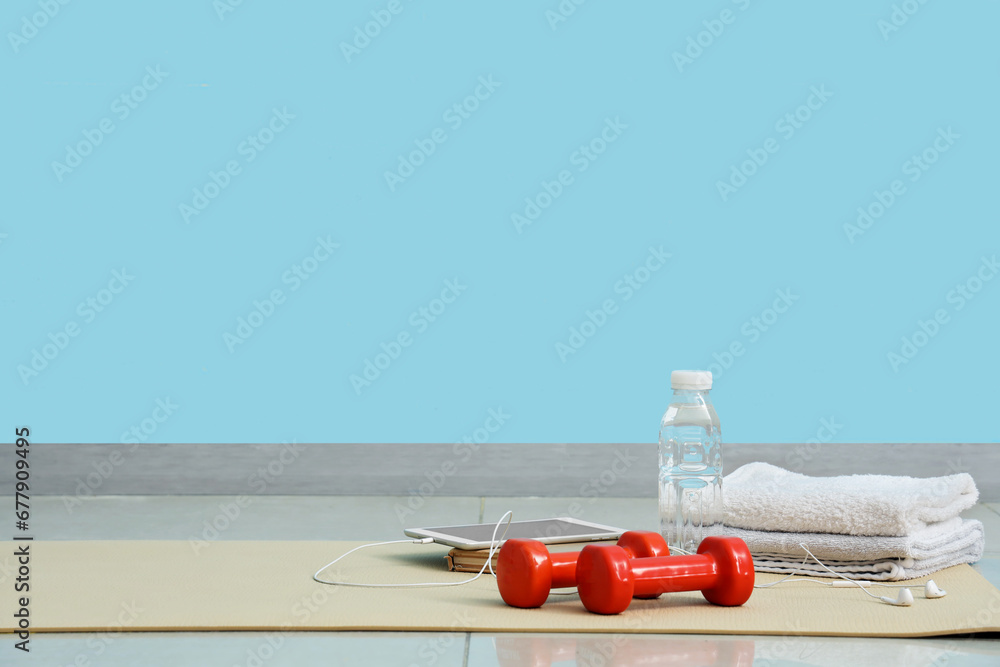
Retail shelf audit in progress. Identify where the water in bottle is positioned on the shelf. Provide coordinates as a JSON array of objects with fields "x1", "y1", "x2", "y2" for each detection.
[{"x1": 658, "y1": 370, "x2": 723, "y2": 554}]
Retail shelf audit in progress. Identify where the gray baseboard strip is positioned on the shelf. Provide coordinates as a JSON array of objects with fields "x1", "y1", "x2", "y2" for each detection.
[{"x1": 4, "y1": 443, "x2": 997, "y2": 502}]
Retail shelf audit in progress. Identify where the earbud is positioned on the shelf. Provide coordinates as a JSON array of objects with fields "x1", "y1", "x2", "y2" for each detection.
[
  {"x1": 925, "y1": 580, "x2": 947, "y2": 599},
  {"x1": 879, "y1": 588, "x2": 914, "y2": 606}
]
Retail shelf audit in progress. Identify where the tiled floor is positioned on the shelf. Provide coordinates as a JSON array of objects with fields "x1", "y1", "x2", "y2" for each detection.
[{"x1": 7, "y1": 496, "x2": 1000, "y2": 666}]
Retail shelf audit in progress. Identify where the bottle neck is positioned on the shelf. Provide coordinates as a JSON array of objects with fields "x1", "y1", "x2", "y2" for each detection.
[{"x1": 670, "y1": 388, "x2": 712, "y2": 405}]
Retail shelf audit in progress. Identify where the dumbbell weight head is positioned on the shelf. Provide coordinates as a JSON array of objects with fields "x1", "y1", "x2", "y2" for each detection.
[
  {"x1": 497, "y1": 539, "x2": 570, "y2": 609},
  {"x1": 616, "y1": 531, "x2": 671, "y2": 599},
  {"x1": 575, "y1": 544, "x2": 638, "y2": 615},
  {"x1": 697, "y1": 536, "x2": 755, "y2": 607}
]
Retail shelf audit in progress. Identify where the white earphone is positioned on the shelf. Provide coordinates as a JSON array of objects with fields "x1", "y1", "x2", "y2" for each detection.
[
  {"x1": 879, "y1": 588, "x2": 914, "y2": 606},
  {"x1": 925, "y1": 580, "x2": 947, "y2": 599}
]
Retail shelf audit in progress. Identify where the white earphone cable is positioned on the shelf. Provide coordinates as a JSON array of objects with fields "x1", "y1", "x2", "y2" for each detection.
[
  {"x1": 312, "y1": 510, "x2": 514, "y2": 588},
  {"x1": 753, "y1": 542, "x2": 906, "y2": 603}
]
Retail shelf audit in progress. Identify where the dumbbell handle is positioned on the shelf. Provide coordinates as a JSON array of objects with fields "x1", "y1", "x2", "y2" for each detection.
[
  {"x1": 536, "y1": 549, "x2": 695, "y2": 594},
  {"x1": 629, "y1": 554, "x2": 719, "y2": 596},
  {"x1": 545, "y1": 552, "x2": 578, "y2": 590}
]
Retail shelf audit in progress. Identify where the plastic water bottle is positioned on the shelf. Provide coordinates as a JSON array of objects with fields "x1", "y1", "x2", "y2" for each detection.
[{"x1": 658, "y1": 370, "x2": 723, "y2": 554}]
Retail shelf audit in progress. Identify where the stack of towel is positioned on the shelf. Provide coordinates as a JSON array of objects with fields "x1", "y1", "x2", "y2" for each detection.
[{"x1": 724, "y1": 462, "x2": 985, "y2": 580}]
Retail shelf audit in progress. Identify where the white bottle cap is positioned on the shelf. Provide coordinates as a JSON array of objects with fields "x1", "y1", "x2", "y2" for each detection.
[{"x1": 671, "y1": 370, "x2": 713, "y2": 391}]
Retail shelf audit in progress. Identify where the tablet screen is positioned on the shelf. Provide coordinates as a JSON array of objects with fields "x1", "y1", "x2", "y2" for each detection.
[{"x1": 404, "y1": 518, "x2": 624, "y2": 549}]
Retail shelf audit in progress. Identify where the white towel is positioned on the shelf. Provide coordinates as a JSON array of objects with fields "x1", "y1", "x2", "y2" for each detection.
[
  {"x1": 724, "y1": 462, "x2": 978, "y2": 537},
  {"x1": 727, "y1": 519, "x2": 985, "y2": 581}
]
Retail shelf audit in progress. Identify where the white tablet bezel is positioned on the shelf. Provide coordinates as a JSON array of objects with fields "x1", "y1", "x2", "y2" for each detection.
[{"x1": 403, "y1": 517, "x2": 626, "y2": 550}]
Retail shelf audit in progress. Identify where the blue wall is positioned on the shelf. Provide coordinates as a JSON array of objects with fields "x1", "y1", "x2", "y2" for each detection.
[{"x1": 4, "y1": 1, "x2": 998, "y2": 444}]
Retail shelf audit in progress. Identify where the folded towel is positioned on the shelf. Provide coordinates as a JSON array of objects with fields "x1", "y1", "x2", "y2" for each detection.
[
  {"x1": 727, "y1": 517, "x2": 983, "y2": 561},
  {"x1": 727, "y1": 519, "x2": 985, "y2": 581},
  {"x1": 724, "y1": 462, "x2": 978, "y2": 537},
  {"x1": 751, "y1": 543, "x2": 984, "y2": 581}
]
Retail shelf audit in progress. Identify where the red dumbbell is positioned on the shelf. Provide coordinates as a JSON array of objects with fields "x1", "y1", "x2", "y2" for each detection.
[
  {"x1": 576, "y1": 536, "x2": 754, "y2": 615},
  {"x1": 497, "y1": 531, "x2": 669, "y2": 608}
]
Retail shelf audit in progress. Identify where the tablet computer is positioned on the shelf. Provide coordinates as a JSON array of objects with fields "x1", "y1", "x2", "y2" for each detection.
[{"x1": 404, "y1": 517, "x2": 625, "y2": 550}]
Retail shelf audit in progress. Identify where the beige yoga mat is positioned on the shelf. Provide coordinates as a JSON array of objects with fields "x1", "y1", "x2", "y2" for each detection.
[{"x1": 3, "y1": 540, "x2": 999, "y2": 636}]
